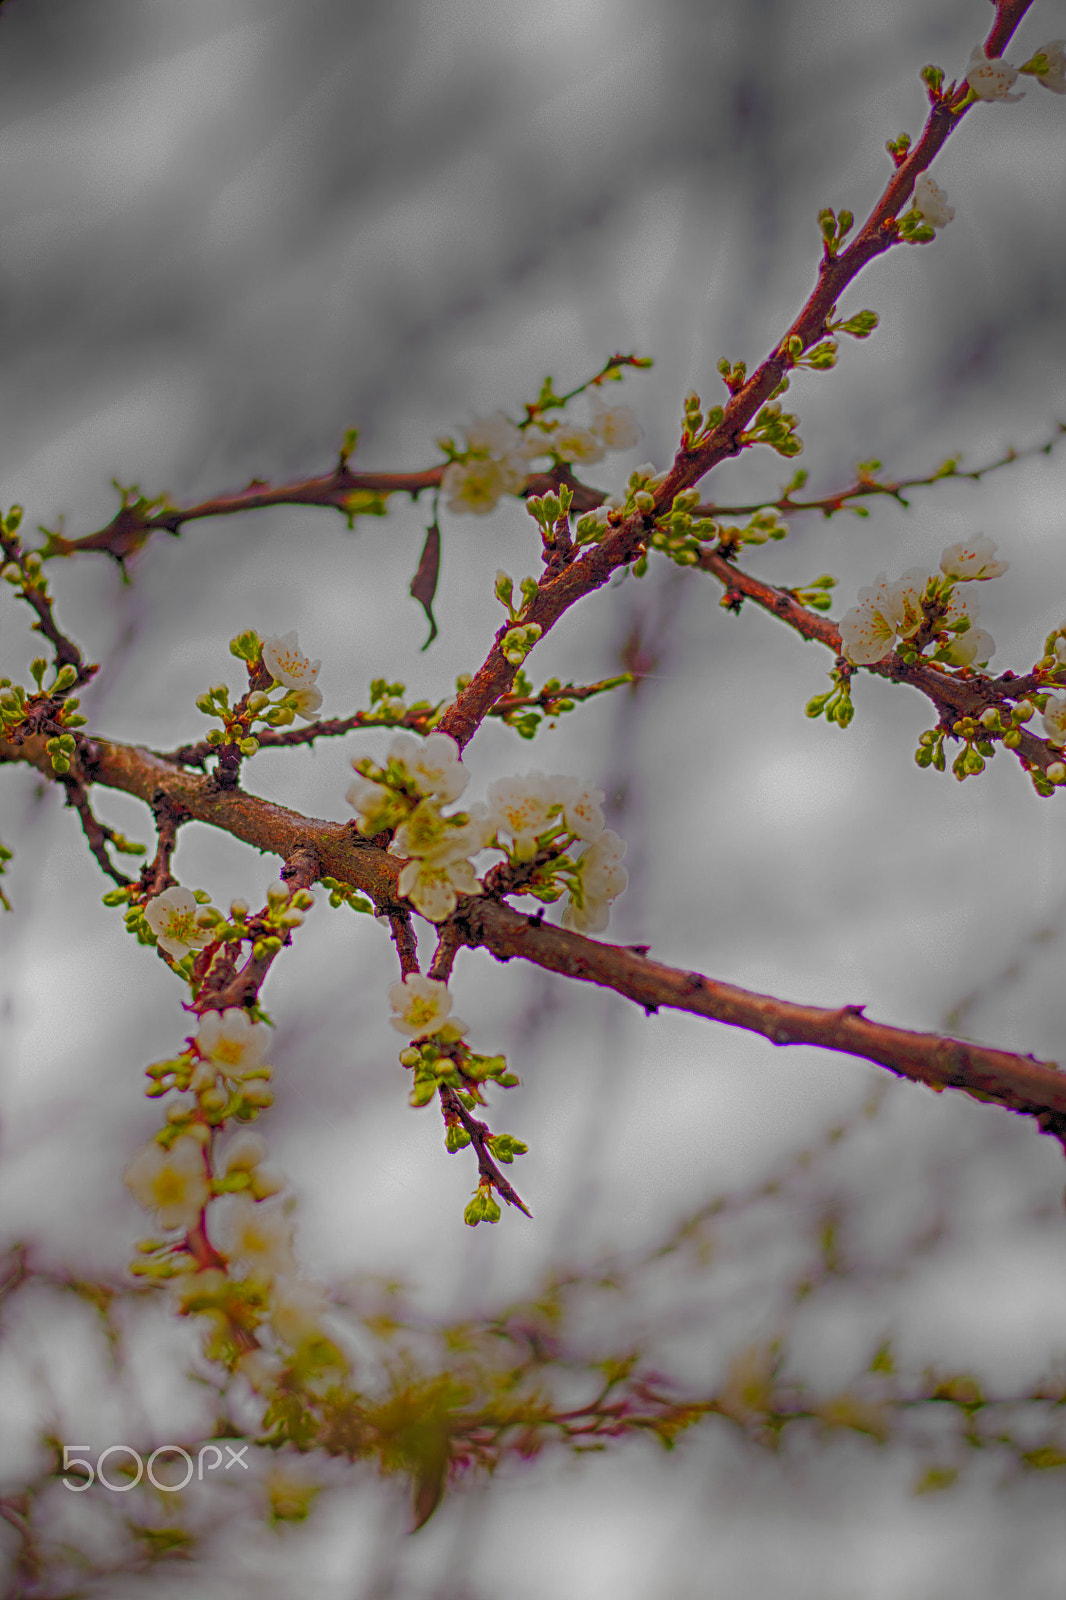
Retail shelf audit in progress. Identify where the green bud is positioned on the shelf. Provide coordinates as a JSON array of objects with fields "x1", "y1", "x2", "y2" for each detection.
[
  {"x1": 229, "y1": 630, "x2": 262, "y2": 661},
  {"x1": 838, "y1": 310, "x2": 879, "y2": 339},
  {"x1": 239, "y1": 737, "x2": 259, "y2": 757},
  {"x1": 53, "y1": 665, "x2": 78, "y2": 692},
  {"x1": 246, "y1": 691, "x2": 270, "y2": 713}
]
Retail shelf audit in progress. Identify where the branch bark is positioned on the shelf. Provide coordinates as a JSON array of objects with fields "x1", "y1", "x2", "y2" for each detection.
[{"x1": 5, "y1": 727, "x2": 1063, "y2": 1137}]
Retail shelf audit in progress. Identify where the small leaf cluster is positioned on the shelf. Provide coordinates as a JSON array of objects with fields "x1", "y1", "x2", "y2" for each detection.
[
  {"x1": 680, "y1": 389, "x2": 727, "y2": 449},
  {"x1": 320, "y1": 875, "x2": 376, "y2": 914},
  {"x1": 464, "y1": 1185, "x2": 503, "y2": 1226},
  {"x1": 915, "y1": 716, "x2": 997, "y2": 783},
  {"x1": 647, "y1": 486, "x2": 719, "y2": 567},
  {"x1": 784, "y1": 334, "x2": 838, "y2": 373},
  {"x1": 525, "y1": 482, "x2": 573, "y2": 544},
  {"x1": 886, "y1": 131, "x2": 912, "y2": 166},
  {"x1": 1, "y1": 660, "x2": 85, "y2": 770},
  {"x1": 826, "y1": 309, "x2": 879, "y2": 341},
  {"x1": 806, "y1": 666, "x2": 855, "y2": 728},
  {"x1": 717, "y1": 358, "x2": 748, "y2": 396},
  {"x1": 1, "y1": 507, "x2": 53, "y2": 597},
  {"x1": 896, "y1": 209, "x2": 936, "y2": 245},
  {"x1": 494, "y1": 571, "x2": 540, "y2": 622},
  {"x1": 818, "y1": 207, "x2": 855, "y2": 257},
  {"x1": 789, "y1": 574, "x2": 837, "y2": 612},
  {"x1": 500, "y1": 622, "x2": 542, "y2": 666},
  {"x1": 740, "y1": 402, "x2": 804, "y2": 458},
  {"x1": 400, "y1": 1039, "x2": 518, "y2": 1109}
]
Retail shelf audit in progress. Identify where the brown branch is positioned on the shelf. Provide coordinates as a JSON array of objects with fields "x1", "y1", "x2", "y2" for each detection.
[
  {"x1": 389, "y1": 910, "x2": 420, "y2": 977},
  {"x1": 4, "y1": 727, "x2": 1064, "y2": 1136},
  {"x1": 59, "y1": 773, "x2": 134, "y2": 887},
  {"x1": 699, "y1": 427, "x2": 1066, "y2": 521},
  {"x1": 142, "y1": 789, "x2": 189, "y2": 896},
  {"x1": 156, "y1": 675, "x2": 630, "y2": 770},
  {"x1": 439, "y1": 1085, "x2": 533, "y2": 1217},
  {"x1": 436, "y1": 4, "x2": 1037, "y2": 753},
  {"x1": 695, "y1": 550, "x2": 1060, "y2": 776},
  {"x1": 454, "y1": 897, "x2": 1066, "y2": 1137},
  {"x1": 0, "y1": 528, "x2": 93, "y2": 682}
]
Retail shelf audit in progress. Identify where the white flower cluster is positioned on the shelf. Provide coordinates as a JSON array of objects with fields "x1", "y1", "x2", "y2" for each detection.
[
  {"x1": 442, "y1": 401, "x2": 640, "y2": 517},
  {"x1": 966, "y1": 40, "x2": 1066, "y2": 101},
  {"x1": 347, "y1": 737, "x2": 628, "y2": 932},
  {"x1": 840, "y1": 536, "x2": 1007, "y2": 668},
  {"x1": 262, "y1": 630, "x2": 323, "y2": 719}
]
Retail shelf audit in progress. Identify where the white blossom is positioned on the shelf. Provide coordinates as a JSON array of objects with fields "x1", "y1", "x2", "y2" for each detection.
[
  {"x1": 550, "y1": 423, "x2": 606, "y2": 466},
  {"x1": 939, "y1": 535, "x2": 1009, "y2": 581},
  {"x1": 839, "y1": 569, "x2": 932, "y2": 666},
  {"x1": 389, "y1": 732, "x2": 468, "y2": 802},
  {"x1": 221, "y1": 1133, "x2": 268, "y2": 1174},
  {"x1": 966, "y1": 45, "x2": 1024, "y2": 101},
  {"x1": 562, "y1": 829, "x2": 628, "y2": 934},
  {"x1": 262, "y1": 631, "x2": 321, "y2": 691},
  {"x1": 291, "y1": 685, "x2": 323, "y2": 720},
  {"x1": 912, "y1": 172, "x2": 954, "y2": 229},
  {"x1": 486, "y1": 772, "x2": 569, "y2": 860},
  {"x1": 346, "y1": 771, "x2": 403, "y2": 835},
  {"x1": 558, "y1": 780, "x2": 606, "y2": 841},
  {"x1": 393, "y1": 799, "x2": 492, "y2": 864},
  {"x1": 143, "y1": 886, "x2": 213, "y2": 960},
  {"x1": 1042, "y1": 695, "x2": 1066, "y2": 746},
  {"x1": 941, "y1": 626, "x2": 995, "y2": 667},
  {"x1": 270, "y1": 1279, "x2": 330, "y2": 1350},
  {"x1": 590, "y1": 400, "x2": 641, "y2": 453},
  {"x1": 398, "y1": 855, "x2": 481, "y2": 921},
  {"x1": 196, "y1": 1008, "x2": 272, "y2": 1078},
  {"x1": 1022, "y1": 40, "x2": 1066, "y2": 93},
  {"x1": 388, "y1": 973, "x2": 466, "y2": 1038},
  {"x1": 218, "y1": 1194, "x2": 296, "y2": 1282},
  {"x1": 464, "y1": 411, "x2": 524, "y2": 459},
  {"x1": 443, "y1": 457, "x2": 521, "y2": 516},
  {"x1": 442, "y1": 417, "x2": 529, "y2": 516},
  {"x1": 124, "y1": 1136, "x2": 210, "y2": 1232},
  {"x1": 236, "y1": 1348, "x2": 283, "y2": 1394}
]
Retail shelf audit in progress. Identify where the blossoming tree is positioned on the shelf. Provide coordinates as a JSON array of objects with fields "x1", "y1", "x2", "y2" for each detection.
[{"x1": 1, "y1": 5, "x2": 1065, "y2": 1591}]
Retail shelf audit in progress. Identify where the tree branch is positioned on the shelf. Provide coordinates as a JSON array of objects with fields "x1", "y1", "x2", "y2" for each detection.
[{"x1": 5, "y1": 727, "x2": 1064, "y2": 1135}]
